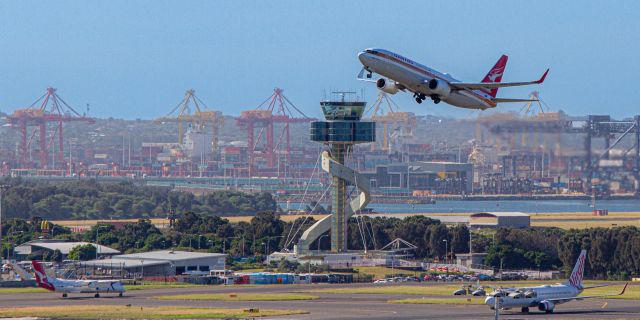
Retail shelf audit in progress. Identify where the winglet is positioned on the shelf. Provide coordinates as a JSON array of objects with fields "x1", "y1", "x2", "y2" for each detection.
[
  {"x1": 619, "y1": 283, "x2": 629, "y2": 296},
  {"x1": 536, "y1": 69, "x2": 550, "y2": 84}
]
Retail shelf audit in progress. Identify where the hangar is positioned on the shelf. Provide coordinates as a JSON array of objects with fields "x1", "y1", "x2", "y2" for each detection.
[
  {"x1": 469, "y1": 212, "x2": 530, "y2": 228},
  {"x1": 14, "y1": 240, "x2": 120, "y2": 260},
  {"x1": 82, "y1": 250, "x2": 226, "y2": 277}
]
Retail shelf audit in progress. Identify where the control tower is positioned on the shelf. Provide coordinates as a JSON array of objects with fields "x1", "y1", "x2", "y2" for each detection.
[{"x1": 297, "y1": 93, "x2": 375, "y2": 253}]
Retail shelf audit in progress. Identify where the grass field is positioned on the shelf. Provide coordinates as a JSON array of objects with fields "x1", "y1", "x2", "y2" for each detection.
[
  {"x1": 355, "y1": 266, "x2": 422, "y2": 279},
  {"x1": 388, "y1": 297, "x2": 484, "y2": 305},
  {"x1": 304, "y1": 283, "x2": 638, "y2": 300},
  {"x1": 0, "y1": 305, "x2": 306, "y2": 319},
  {"x1": 156, "y1": 293, "x2": 319, "y2": 301},
  {"x1": 53, "y1": 211, "x2": 640, "y2": 230},
  {"x1": 125, "y1": 283, "x2": 203, "y2": 290},
  {"x1": 303, "y1": 285, "x2": 462, "y2": 296},
  {"x1": 531, "y1": 220, "x2": 640, "y2": 229}
]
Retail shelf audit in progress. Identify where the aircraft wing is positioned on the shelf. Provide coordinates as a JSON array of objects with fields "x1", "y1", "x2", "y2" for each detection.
[
  {"x1": 450, "y1": 69, "x2": 549, "y2": 90},
  {"x1": 545, "y1": 283, "x2": 628, "y2": 303}
]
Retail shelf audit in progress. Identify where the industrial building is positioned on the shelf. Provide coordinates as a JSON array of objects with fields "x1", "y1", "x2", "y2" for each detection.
[
  {"x1": 82, "y1": 250, "x2": 226, "y2": 277},
  {"x1": 468, "y1": 212, "x2": 531, "y2": 228},
  {"x1": 364, "y1": 162, "x2": 473, "y2": 194},
  {"x1": 14, "y1": 240, "x2": 120, "y2": 260}
]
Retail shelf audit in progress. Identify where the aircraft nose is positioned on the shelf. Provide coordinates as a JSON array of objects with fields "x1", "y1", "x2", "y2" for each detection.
[
  {"x1": 358, "y1": 51, "x2": 368, "y2": 64},
  {"x1": 485, "y1": 296, "x2": 495, "y2": 306}
]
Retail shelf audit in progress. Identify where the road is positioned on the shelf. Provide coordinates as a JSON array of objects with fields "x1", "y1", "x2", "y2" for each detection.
[{"x1": 0, "y1": 283, "x2": 638, "y2": 319}]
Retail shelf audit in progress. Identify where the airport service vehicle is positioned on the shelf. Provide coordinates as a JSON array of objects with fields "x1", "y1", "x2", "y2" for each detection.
[
  {"x1": 357, "y1": 48, "x2": 548, "y2": 109},
  {"x1": 484, "y1": 250, "x2": 628, "y2": 314},
  {"x1": 32, "y1": 260, "x2": 125, "y2": 298}
]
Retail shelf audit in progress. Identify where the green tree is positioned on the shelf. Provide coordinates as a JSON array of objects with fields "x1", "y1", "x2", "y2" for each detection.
[{"x1": 68, "y1": 244, "x2": 97, "y2": 261}]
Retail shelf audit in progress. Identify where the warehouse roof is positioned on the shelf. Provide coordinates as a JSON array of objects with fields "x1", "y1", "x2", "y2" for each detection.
[
  {"x1": 114, "y1": 250, "x2": 225, "y2": 262},
  {"x1": 82, "y1": 258, "x2": 168, "y2": 268},
  {"x1": 15, "y1": 241, "x2": 120, "y2": 255}
]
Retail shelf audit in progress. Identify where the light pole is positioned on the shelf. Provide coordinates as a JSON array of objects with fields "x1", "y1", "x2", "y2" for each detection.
[
  {"x1": 442, "y1": 239, "x2": 448, "y2": 263},
  {"x1": 95, "y1": 225, "x2": 109, "y2": 260},
  {"x1": 266, "y1": 235, "x2": 284, "y2": 256},
  {"x1": 0, "y1": 185, "x2": 9, "y2": 263},
  {"x1": 140, "y1": 259, "x2": 144, "y2": 285},
  {"x1": 317, "y1": 234, "x2": 329, "y2": 254}
]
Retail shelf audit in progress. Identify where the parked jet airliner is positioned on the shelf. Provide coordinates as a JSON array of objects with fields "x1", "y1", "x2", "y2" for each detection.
[
  {"x1": 357, "y1": 48, "x2": 548, "y2": 110},
  {"x1": 33, "y1": 260, "x2": 125, "y2": 298},
  {"x1": 484, "y1": 250, "x2": 628, "y2": 314}
]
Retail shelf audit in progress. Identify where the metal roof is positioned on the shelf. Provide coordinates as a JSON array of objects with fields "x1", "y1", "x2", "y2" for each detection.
[
  {"x1": 470, "y1": 212, "x2": 530, "y2": 218},
  {"x1": 82, "y1": 258, "x2": 168, "y2": 268},
  {"x1": 114, "y1": 250, "x2": 225, "y2": 262},
  {"x1": 15, "y1": 241, "x2": 120, "y2": 255}
]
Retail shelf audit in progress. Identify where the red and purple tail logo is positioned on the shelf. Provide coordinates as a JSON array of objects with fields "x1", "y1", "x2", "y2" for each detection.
[
  {"x1": 568, "y1": 251, "x2": 586, "y2": 289},
  {"x1": 32, "y1": 260, "x2": 55, "y2": 291},
  {"x1": 481, "y1": 55, "x2": 508, "y2": 98}
]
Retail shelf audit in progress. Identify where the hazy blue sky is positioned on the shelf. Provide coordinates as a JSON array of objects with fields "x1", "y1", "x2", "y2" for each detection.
[{"x1": 0, "y1": 1, "x2": 638, "y2": 119}]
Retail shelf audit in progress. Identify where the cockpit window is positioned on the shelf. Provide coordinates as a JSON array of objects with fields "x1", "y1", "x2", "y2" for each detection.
[{"x1": 366, "y1": 49, "x2": 379, "y2": 54}]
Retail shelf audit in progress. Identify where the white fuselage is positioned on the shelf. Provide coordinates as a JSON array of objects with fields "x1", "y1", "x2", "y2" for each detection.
[
  {"x1": 48, "y1": 278, "x2": 125, "y2": 294},
  {"x1": 358, "y1": 49, "x2": 496, "y2": 110},
  {"x1": 485, "y1": 284, "x2": 581, "y2": 309}
]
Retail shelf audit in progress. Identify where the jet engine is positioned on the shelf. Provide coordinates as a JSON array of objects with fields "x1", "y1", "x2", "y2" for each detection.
[
  {"x1": 376, "y1": 78, "x2": 399, "y2": 94},
  {"x1": 538, "y1": 301, "x2": 555, "y2": 313},
  {"x1": 427, "y1": 79, "x2": 451, "y2": 98}
]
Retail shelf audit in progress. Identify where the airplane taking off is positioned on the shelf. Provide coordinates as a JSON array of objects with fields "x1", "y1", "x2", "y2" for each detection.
[
  {"x1": 484, "y1": 250, "x2": 628, "y2": 314},
  {"x1": 357, "y1": 48, "x2": 549, "y2": 110},
  {"x1": 32, "y1": 260, "x2": 125, "y2": 298}
]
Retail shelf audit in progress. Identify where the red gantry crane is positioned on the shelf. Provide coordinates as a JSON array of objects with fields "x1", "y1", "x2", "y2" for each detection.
[
  {"x1": 7, "y1": 87, "x2": 95, "y2": 169},
  {"x1": 237, "y1": 88, "x2": 314, "y2": 177}
]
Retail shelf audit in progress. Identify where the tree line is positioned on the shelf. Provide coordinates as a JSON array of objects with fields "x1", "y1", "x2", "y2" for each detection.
[
  {"x1": 0, "y1": 178, "x2": 276, "y2": 220},
  {"x1": 1, "y1": 192, "x2": 638, "y2": 280}
]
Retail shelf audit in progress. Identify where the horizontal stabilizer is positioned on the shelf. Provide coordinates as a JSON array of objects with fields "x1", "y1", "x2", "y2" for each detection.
[{"x1": 492, "y1": 98, "x2": 539, "y2": 103}]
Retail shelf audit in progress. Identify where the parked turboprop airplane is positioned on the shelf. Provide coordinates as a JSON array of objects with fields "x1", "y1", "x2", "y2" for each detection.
[
  {"x1": 484, "y1": 250, "x2": 628, "y2": 314},
  {"x1": 32, "y1": 260, "x2": 125, "y2": 298},
  {"x1": 357, "y1": 48, "x2": 548, "y2": 110}
]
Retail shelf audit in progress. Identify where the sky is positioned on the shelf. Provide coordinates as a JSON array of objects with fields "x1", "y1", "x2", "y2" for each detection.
[{"x1": 0, "y1": 1, "x2": 639, "y2": 120}]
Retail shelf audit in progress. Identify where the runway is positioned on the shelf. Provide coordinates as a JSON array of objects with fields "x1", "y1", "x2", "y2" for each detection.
[{"x1": 1, "y1": 283, "x2": 638, "y2": 319}]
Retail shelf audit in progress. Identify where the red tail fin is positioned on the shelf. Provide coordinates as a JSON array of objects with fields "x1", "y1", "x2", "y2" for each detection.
[
  {"x1": 32, "y1": 260, "x2": 55, "y2": 291},
  {"x1": 481, "y1": 55, "x2": 508, "y2": 98}
]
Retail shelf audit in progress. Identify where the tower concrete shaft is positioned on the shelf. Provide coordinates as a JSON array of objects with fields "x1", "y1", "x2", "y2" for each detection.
[{"x1": 330, "y1": 143, "x2": 348, "y2": 252}]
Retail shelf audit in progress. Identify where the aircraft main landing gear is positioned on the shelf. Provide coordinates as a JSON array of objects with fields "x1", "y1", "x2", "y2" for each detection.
[
  {"x1": 521, "y1": 307, "x2": 529, "y2": 313},
  {"x1": 62, "y1": 293, "x2": 67, "y2": 298},
  {"x1": 414, "y1": 93, "x2": 427, "y2": 104},
  {"x1": 119, "y1": 292, "x2": 123, "y2": 297},
  {"x1": 94, "y1": 293, "x2": 100, "y2": 298},
  {"x1": 431, "y1": 95, "x2": 441, "y2": 104}
]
